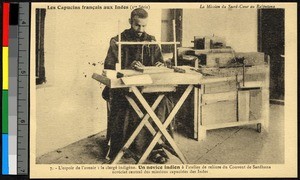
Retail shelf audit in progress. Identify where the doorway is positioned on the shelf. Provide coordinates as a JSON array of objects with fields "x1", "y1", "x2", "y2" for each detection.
[{"x1": 258, "y1": 9, "x2": 285, "y2": 102}]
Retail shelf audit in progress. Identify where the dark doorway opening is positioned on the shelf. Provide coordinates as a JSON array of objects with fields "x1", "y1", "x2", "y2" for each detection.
[
  {"x1": 258, "y1": 9, "x2": 285, "y2": 102},
  {"x1": 36, "y1": 8, "x2": 46, "y2": 85}
]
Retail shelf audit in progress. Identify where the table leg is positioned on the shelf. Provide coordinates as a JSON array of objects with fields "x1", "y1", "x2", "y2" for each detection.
[
  {"x1": 126, "y1": 94, "x2": 167, "y2": 144},
  {"x1": 262, "y1": 88, "x2": 270, "y2": 132},
  {"x1": 126, "y1": 94, "x2": 177, "y2": 157},
  {"x1": 111, "y1": 95, "x2": 164, "y2": 164},
  {"x1": 193, "y1": 87, "x2": 199, "y2": 140},
  {"x1": 198, "y1": 86, "x2": 206, "y2": 140},
  {"x1": 132, "y1": 85, "x2": 193, "y2": 164}
]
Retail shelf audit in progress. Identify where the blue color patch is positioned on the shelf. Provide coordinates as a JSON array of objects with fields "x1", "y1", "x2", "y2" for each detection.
[{"x1": 2, "y1": 134, "x2": 9, "y2": 174}]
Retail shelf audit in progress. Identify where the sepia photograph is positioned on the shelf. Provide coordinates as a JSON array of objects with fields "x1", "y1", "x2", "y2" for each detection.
[{"x1": 29, "y1": 2, "x2": 297, "y2": 178}]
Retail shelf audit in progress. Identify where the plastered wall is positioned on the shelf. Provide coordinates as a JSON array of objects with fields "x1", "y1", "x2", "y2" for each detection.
[
  {"x1": 33, "y1": 5, "x2": 161, "y2": 157},
  {"x1": 182, "y1": 9, "x2": 258, "y2": 52}
]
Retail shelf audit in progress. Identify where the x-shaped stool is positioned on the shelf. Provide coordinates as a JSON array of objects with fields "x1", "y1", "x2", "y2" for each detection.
[{"x1": 111, "y1": 85, "x2": 194, "y2": 164}]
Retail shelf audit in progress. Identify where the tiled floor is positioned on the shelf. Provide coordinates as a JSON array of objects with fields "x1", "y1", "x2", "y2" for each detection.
[{"x1": 36, "y1": 104, "x2": 284, "y2": 164}]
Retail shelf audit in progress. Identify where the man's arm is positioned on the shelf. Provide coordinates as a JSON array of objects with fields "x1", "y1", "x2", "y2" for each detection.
[{"x1": 104, "y1": 37, "x2": 118, "y2": 70}]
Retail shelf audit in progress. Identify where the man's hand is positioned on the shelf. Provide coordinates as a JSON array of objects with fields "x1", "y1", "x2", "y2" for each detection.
[{"x1": 131, "y1": 60, "x2": 145, "y2": 70}]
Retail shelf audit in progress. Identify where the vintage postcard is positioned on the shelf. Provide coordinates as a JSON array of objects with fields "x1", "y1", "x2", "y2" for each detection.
[{"x1": 30, "y1": 2, "x2": 297, "y2": 178}]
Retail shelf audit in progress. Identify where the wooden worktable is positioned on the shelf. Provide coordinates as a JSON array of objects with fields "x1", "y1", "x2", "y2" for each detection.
[{"x1": 93, "y1": 64, "x2": 269, "y2": 142}]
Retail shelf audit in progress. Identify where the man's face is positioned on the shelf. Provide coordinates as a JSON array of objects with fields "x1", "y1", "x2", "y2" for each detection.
[{"x1": 131, "y1": 16, "x2": 148, "y2": 36}]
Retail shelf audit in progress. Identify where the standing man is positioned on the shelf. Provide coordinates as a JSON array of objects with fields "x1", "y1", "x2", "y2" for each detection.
[{"x1": 102, "y1": 8, "x2": 174, "y2": 164}]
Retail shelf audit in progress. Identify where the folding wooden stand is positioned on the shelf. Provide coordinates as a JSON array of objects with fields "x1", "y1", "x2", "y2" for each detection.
[
  {"x1": 92, "y1": 71, "x2": 203, "y2": 164},
  {"x1": 110, "y1": 85, "x2": 193, "y2": 164}
]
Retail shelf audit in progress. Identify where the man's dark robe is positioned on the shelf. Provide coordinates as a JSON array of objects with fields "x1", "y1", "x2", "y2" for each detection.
[{"x1": 103, "y1": 28, "x2": 174, "y2": 160}]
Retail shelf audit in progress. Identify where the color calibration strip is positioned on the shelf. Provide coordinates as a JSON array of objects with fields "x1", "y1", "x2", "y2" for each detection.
[
  {"x1": 2, "y1": 2, "x2": 10, "y2": 175},
  {"x1": 2, "y1": 2, "x2": 29, "y2": 175},
  {"x1": 9, "y1": 2, "x2": 19, "y2": 175}
]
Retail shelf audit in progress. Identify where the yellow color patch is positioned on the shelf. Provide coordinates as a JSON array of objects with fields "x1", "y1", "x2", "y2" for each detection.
[{"x1": 2, "y1": 47, "x2": 9, "y2": 90}]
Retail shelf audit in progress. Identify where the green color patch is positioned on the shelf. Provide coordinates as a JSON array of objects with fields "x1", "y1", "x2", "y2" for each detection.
[{"x1": 2, "y1": 90, "x2": 8, "y2": 133}]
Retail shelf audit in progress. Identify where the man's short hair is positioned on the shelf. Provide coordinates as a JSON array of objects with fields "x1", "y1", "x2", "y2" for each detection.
[{"x1": 130, "y1": 8, "x2": 148, "y2": 21}]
